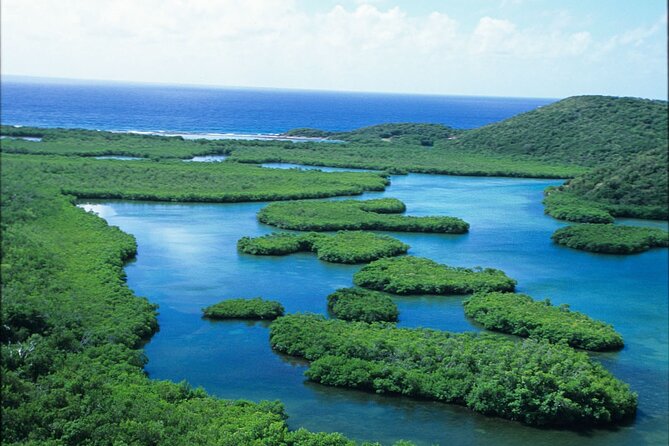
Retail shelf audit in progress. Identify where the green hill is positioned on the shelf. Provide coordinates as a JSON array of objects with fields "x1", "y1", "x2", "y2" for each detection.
[
  {"x1": 461, "y1": 96, "x2": 668, "y2": 221},
  {"x1": 451, "y1": 95, "x2": 668, "y2": 166},
  {"x1": 548, "y1": 147, "x2": 668, "y2": 220}
]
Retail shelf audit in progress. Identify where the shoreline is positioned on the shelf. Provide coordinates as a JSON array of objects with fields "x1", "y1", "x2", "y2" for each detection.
[{"x1": 115, "y1": 129, "x2": 341, "y2": 143}]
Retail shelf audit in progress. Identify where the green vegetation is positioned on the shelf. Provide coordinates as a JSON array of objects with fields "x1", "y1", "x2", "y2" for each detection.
[
  {"x1": 0, "y1": 171, "x2": 287, "y2": 444},
  {"x1": 0, "y1": 155, "x2": 406, "y2": 445},
  {"x1": 0, "y1": 125, "x2": 234, "y2": 159},
  {"x1": 229, "y1": 144, "x2": 580, "y2": 178},
  {"x1": 2, "y1": 154, "x2": 388, "y2": 203},
  {"x1": 238, "y1": 232, "x2": 306, "y2": 255},
  {"x1": 327, "y1": 288, "x2": 399, "y2": 323},
  {"x1": 203, "y1": 298, "x2": 285, "y2": 320},
  {"x1": 238, "y1": 231, "x2": 409, "y2": 264},
  {"x1": 544, "y1": 147, "x2": 669, "y2": 222},
  {"x1": 258, "y1": 198, "x2": 469, "y2": 233},
  {"x1": 552, "y1": 224, "x2": 669, "y2": 254},
  {"x1": 269, "y1": 314, "x2": 637, "y2": 427},
  {"x1": 3, "y1": 94, "x2": 666, "y2": 440},
  {"x1": 543, "y1": 188, "x2": 614, "y2": 223},
  {"x1": 463, "y1": 292, "x2": 624, "y2": 351},
  {"x1": 353, "y1": 257, "x2": 516, "y2": 295},
  {"x1": 450, "y1": 96, "x2": 667, "y2": 166}
]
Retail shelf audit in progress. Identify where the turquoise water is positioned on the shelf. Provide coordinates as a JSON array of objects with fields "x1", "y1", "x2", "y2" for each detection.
[
  {"x1": 260, "y1": 162, "x2": 379, "y2": 173},
  {"x1": 94, "y1": 156, "x2": 146, "y2": 161},
  {"x1": 81, "y1": 173, "x2": 668, "y2": 446},
  {"x1": 185, "y1": 155, "x2": 229, "y2": 162}
]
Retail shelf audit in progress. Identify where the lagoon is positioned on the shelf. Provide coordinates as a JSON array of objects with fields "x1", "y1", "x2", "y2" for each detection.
[{"x1": 81, "y1": 172, "x2": 668, "y2": 446}]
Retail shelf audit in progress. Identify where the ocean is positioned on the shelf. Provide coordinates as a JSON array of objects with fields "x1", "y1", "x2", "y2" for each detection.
[{"x1": 0, "y1": 77, "x2": 555, "y2": 133}]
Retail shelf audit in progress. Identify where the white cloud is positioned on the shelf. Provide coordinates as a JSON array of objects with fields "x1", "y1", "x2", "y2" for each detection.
[
  {"x1": 619, "y1": 14, "x2": 666, "y2": 46},
  {"x1": 471, "y1": 17, "x2": 517, "y2": 54},
  {"x1": 0, "y1": 1, "x2": 665, "y2": 98}
]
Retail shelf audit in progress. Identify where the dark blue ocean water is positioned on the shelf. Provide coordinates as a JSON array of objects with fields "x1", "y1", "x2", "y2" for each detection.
[{"x1": 0, "y1": 78, "x2": 555, "y2": 133}]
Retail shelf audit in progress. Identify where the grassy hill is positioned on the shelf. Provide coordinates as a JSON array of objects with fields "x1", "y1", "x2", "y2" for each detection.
[
  {"x1": 548, "y1": 147, "x2": 668, "y2": 220},
  {"x1": 454, "y1": 95, "x2": 668, "y2": 220},
  {"x1": 450, "y1": 95, "x2": 667, "y2": 166}
]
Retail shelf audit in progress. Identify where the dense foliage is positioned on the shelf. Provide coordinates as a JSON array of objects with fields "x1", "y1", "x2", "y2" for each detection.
[
  {"x1": 0, "y1": 158, "x2": 401, "y2": 445},
  {"x1": 203, "y1": 297, "x2": 285, "y2": 320},
  {"x1": 547, "y1": 148, "x2": 668, "y2": 221},
  {"x1": 450, "y1": 96, "x2": 668, "y2": 167},
  {"x1": 353, "y1": 257, "x2": 516, "y2": 295},
  {"x1": 230, "y1": 144, "x2": 579, "y2": 178},
  {"x1": 327, "y1": 288, "x2": 399, "y2": 323},
  {"x1": 257, "y1": 198, "x2": 469, "y2": 233},
  {"x1": 2, "y1": 154, "x2": 389, "y2": 203},
  {"x1": 551, "y1": 224, "x2": 669, "y2": 254},
  {"x1": 543, "y1": 188, "x2": 615, "y2": 223},
  {"x1": 239, "y1": 231, "x2": 409, "y2": 264},
  {"x1": 269, "y1": 314, "x2": 637, "y2": 426},
  {"x1": 463, "y1": 292, "x2": 624, "y2": 351}
]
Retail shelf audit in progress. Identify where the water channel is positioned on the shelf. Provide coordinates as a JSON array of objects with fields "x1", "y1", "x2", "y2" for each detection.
[{"x1": 80, "y1": 169, "x2": 668, "y2": 446}]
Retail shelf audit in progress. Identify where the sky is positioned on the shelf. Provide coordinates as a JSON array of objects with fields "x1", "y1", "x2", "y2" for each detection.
[{"x1": 1, "y1": 0, "x2": 666, "y2": 99}]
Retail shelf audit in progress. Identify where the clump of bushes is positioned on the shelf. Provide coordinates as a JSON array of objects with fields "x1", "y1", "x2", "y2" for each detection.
[
  {"x1": 203, "y1": 297, "x2": 284, "y2": 320},
  {"x1": 327, "y1": 288, "x2": 399, "y2": 323},
  {"x1": 238, "y1": 232, "x2": 306, "y2": 255},
  {"x1": 463, "y1": 292, "x2": 624, "y2": 351},
  {"x1": 257, "y1": 198, "x2": 469, "y2": 233},
  {"x1": 238, "y1": 231, "x2": 409, "y2": 264},
  {"x1": 353, "y1": 256, "x2": 516, "y2": 295},
  {"x1": 543, "y1": 188, "x2": 614, "y2": 223},
  {"x1": 552, "y1": 224, "x2": 669, "y2": 254},
  {"x1": 269, "y1": 314, "x2": 637, "y2": 427}
]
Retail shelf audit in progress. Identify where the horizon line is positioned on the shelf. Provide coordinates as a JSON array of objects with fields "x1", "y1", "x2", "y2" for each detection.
[{"x1": 1, "y1": 73, "x2": 566, "y2": 101}]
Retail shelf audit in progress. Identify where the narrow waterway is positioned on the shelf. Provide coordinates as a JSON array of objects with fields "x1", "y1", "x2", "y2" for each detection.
[{"x1": 81, "y1": 171, "x2": 668, "y2": 446}]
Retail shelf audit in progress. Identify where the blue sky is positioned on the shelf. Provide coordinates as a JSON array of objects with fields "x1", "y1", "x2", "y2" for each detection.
[{"x1": 1, "y1": 0, "x2": 666, "y2": 99}]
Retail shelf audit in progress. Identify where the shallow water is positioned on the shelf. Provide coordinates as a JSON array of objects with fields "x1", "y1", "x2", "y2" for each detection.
[
  {"x1": 260, "y1": 162, "x2": 379, "y2": 173},
  {"x1": 81, "y1": 173, "x2": 668, "y2": 446},
  {"x1": 0, "y1": 135, "x2": 42, "y2": 142},
  {"x1": 184, "y1": 155, "x2": 229, "y2": 162},
  {"x1": 93, "y1": 156, "x2": 145, "y2": 161}
]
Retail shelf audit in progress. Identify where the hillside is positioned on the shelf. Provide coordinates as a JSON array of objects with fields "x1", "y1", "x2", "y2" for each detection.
[
  {"x1": 451, "y1": 95, "x2": 668, "y2": 166},
  {"x1": 545, "y1": 147, "x2": 668, "y2": 220},
  {"x1": 564, "y1": 148, "x2": 668, "y2": 209}
]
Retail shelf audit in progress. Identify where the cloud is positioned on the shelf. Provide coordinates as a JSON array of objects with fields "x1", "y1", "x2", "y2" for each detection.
[
  {"x1": 619, "y1": 14, "x2": 666, "y2": 46},
  {"x1": 0, "y1": 1, "x2": 665, "y2": 98},
  {"x1": 471, "y1": 17, "x2": 517, "y2": 54}
]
